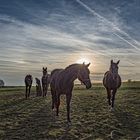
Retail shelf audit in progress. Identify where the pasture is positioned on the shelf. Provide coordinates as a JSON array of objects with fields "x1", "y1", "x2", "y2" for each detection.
[{"x1": 0, "y1": 82, "x2": 140, "y2": 140}]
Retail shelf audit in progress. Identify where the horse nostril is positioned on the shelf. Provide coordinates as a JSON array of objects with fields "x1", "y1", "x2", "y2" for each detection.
[{"x1": 86, "y1": 83, "x2": 92, "y2": 89}]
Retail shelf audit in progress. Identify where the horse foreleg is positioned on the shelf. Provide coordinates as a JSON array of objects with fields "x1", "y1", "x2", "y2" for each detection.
[
  {"x1": 42, "y1": 86, "x2": 45, "y2": 97},
  {"x1": 111, "y1": 89, "x2": 117, "y2": 108},
  {"x1": 25, "y1": 86, "x2": 28, "y2": 99},
  {"x1": 45, "y1": 85, "x2": 48, "y2": 96},
  {"x1": 66, "y1": 93, "x2": 72, "y2": 122},
  {"x1": 106, "y1": 88, "x2": 111, "y2": 105},
  {"x1": 45, "y1": 86, "x2": 47, "y2": 96},
  {"x1": 28, "y1": 85, "x2": 31, "y2": 97}
]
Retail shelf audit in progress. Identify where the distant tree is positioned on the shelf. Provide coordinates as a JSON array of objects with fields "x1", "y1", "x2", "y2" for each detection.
[
  {"x1": 128, "y1": 79, "x2": 132, "y2": 83},
  {"x1": 0, "y1": 80, "x2": 5, "y2": 87}
]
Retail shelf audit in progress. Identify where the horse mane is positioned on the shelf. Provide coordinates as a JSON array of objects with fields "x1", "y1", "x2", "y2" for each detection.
[
  {"x1": 65, "y1": 63, "x2": 81, "y2": 71},
  {"x1": 51, "y1": 69, "x2": 63, "y2": 76}
]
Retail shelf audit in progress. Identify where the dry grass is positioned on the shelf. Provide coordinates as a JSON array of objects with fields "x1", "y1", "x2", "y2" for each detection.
[{"x1": 0, "y1": 82, "x2": 140, "y2": 140}]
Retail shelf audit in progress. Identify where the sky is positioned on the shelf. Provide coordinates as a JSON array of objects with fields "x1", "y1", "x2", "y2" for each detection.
[{"x1": 0, "y1": 0, "x2": 140, "y2": 86}]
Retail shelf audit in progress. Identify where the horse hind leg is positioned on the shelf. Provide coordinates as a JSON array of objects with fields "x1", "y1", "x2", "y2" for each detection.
[
  {"x1": 56, "y1": 95, "x2": 60, "y2": 116},
  {"x1": 51, "y1": 88, "x2": 55, "y2": 110}
]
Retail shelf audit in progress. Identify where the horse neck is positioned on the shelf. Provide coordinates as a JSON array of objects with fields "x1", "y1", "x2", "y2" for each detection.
[
  {"x1": 43, "y1": 73, "x2": 48, "y2": 77},
  {"x1": 109, "y1": 67, "x2": 118, "y2": 80},
  {"x1": 109, "y1": 66, "x2": 112, "y2": 72},
  {"x1": 64, "y1": 66, "x2": 79, "y2": 83}
]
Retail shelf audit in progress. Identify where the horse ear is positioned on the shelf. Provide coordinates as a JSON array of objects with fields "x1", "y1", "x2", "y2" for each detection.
[
  {"x1": 83, "y1": 62, "x2": 85, "y2": 65},
  {"x1": 116, "y1": 60, "x2": 120, "y2": 65},
  {"x1": 111, "y1": 60, "x2": 113, "y2": 64},
  {"x1": 86, "y1": 63, "x2": 90, "y2": 67}
]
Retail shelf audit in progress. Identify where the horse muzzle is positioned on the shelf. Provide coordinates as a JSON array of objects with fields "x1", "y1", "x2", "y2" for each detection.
[
  {"x1": 83, "y1": 80, "x2": 92, "y2": 89},
  {"x1": 86, "y1": 82, "x2": 92, "y2": 89}
]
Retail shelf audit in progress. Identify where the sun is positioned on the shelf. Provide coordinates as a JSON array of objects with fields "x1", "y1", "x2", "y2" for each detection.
[{"x1": 76, "y1": 58, "x2": 90, "y2": 64}]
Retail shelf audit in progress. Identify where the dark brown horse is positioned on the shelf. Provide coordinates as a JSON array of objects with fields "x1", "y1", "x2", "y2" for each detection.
[
  {"x1": 50, "y1": 63, "x2": 92, "y2": 122},
  {"x1": 25, "y1": 74, "x2": 33, "y2": 99},
  {"x1": 42, "y1": 67, "x2": 48, "y2": 97},
  {"x1": 35, "y1": 78, "x2": 42, "y2": 96},
  {"x1": 103, "y1": 60, "x2": 121, "y2": 110}
]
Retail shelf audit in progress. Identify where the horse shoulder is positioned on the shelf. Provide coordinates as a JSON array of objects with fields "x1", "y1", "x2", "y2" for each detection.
[{"x1": 103, "y1": 71, "x2": 110, "y2": 83}]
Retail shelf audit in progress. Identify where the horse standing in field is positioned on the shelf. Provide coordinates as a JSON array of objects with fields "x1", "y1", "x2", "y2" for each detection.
[
  {"x1": 42, "y1": 67, "x2": 49, "y2": 97},
  {"x1": 35, "y1": 78, "x2": 42, "y2": 96},
  {"x1": 25, "y1": 74, "x2": 33, "y2": 99},
  {"x1": 50, "y1": 63, "x2": 92, "y2": 122},
  {"x1": 103, "y1": 60, "x2": 121, "y2": 110}
]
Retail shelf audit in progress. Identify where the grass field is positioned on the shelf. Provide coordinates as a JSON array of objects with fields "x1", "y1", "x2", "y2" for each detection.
[{"x1": 0, "y1": 82, "x2": 140, "y2": 140}]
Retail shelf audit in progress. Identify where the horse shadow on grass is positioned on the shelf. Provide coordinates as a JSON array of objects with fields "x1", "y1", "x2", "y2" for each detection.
[
  {"x1": 3, "y1": 99, "x2": 76, "y2": 140},
  {"x1": 112, "y1": 107, "x2": 140, "y2": 140}
]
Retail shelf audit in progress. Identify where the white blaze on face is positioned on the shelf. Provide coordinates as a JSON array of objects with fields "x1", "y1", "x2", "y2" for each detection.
[{"x1": 76, "y1": 58, "x2": 90, "y2": 64}]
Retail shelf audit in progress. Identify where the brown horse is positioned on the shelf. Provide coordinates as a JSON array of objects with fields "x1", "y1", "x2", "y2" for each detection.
[
  {"x1": 50, "y1": 63, "x2": 92, "y2": 122},
  {"x1": 42, "y1": 67, "x2": 48, "y2": 97},
  {"x1": 25, "y1": 74, "x2": 33, "y2": 99},
  {"x1": 103, "y1": 60, "x2": 121, "y2": 110},
  {"x1": 35, "y1": 78, "x2": 42, "y2": 96}
]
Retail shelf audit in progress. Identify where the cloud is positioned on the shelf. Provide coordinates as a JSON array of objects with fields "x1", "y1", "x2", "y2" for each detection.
[{"x1": 76, "y1": 0, "x2": 140, "y2": 51}]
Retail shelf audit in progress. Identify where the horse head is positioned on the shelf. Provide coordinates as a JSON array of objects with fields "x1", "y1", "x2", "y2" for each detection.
[
  {"x1": 43, "y1": 67, "x2": 47, "y2": 76},
  {"x1": 110, "y1": 60, "x2": 120, "y2": 79},
  {"x1": 77, "y1": 63, "x2": 92, "y2": 89},
  {"x1": 35, "y1": 78, "x2": 40, "y2": 85}
]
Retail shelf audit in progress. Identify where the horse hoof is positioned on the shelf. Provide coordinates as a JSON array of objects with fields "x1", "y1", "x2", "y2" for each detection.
[
  {"x1": 52, "y1": 108, "x2": 56, "y2": 112},
  {"x1": 67, "y1": 121, "x2": 72, "y2": 126},
  {"x1": 110, "y1": 107, "x2": 114, "y2": 112}
]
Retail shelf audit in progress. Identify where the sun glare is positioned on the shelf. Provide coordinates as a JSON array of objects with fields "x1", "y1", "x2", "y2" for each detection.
[{"x1": 76, "y1": 58, "x2": 90, "y2": 64}]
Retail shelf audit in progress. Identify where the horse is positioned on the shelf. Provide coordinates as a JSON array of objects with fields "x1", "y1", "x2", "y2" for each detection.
[
  {"x1": 24, "y1": 74, "x2": 33, "y2": 99},
  {"x1": 0, "y1": 79, "x2": 4, "y2": 87},
  {"x1": 103, "y1": 60, "x2": 121, "y2": 110},
  {"x1": 50, "y1": 63, "x2": 92, "y2": 122},
  {"x1": 42, "y1": 67, "x2": 49, "y2": 97},
  {"x1": 35, "y1": 78, "x2": 42, "y2": 96}
]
